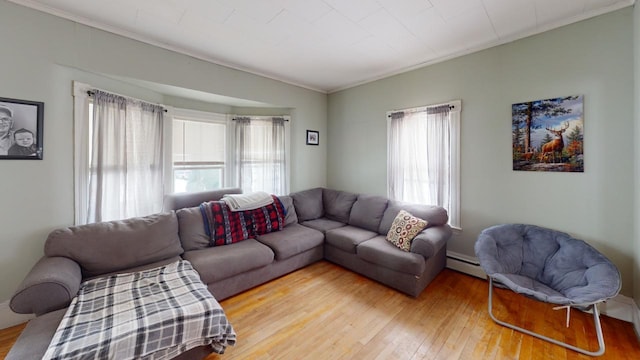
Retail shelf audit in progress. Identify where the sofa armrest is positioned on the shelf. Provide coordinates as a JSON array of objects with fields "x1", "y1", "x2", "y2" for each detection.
[
  {"x1": 410, "y1": 225, "x2": 452, "y2": 259},
  {"x1": 10, "y1": 256, "x2": 82, "y2": 316}
]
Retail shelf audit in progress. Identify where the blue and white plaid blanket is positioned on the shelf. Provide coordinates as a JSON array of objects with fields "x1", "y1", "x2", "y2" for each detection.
[{"x1": 43, "y1": 260, "x2": 236, "y2": 360}]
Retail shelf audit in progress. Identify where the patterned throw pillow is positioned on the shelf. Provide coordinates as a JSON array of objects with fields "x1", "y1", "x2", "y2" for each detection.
[{"x1": 385, "y1": 210, "x2": 428, "y2": 252}]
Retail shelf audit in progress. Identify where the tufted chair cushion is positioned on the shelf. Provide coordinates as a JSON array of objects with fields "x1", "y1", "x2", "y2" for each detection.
[{"x1": 475, "y1": 224, "x2": 621, "y2": 305}]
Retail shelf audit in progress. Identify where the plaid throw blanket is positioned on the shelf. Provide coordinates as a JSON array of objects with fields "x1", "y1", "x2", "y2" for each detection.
[
  {"x1": 43, "y1": 260, "x2": 236, "y2": 360},
  {"x1": 200, "y1": 195, "x2": 285, "y2": 246}
]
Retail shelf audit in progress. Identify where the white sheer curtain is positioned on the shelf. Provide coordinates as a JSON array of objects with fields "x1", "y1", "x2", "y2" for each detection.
[
  {"x1": 388, "y1": 103, "x2": 460, "y2": 227},
  {"x1": 234, "y1": 116, "x2": 289, "y2": 195},
  {"x1": 83, "y1": 90, "x2": 164, "y2": 223}
]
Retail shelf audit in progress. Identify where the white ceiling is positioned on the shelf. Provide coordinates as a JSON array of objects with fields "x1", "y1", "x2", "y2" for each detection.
[{"x1": 10, "y1": 0, "x2": 636, "y2": 93}]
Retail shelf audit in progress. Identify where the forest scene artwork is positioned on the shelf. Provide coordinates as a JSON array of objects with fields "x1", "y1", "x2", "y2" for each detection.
[{"x1": 512, "y1": 95, "x2": 584, "y2": 172}]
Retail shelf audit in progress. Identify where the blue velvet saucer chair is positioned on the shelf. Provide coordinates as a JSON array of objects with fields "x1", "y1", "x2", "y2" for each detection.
[{"x1": 474, "y1": 224, "x2": 621, "y2": 357}]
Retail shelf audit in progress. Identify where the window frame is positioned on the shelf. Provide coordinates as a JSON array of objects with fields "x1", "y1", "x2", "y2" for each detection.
[
  {"x1": 166, "y1": 108, "x2": 231, "y2": 194},
  {"x1": 72, "y1": 81, "x2": 92, "y2": 225}
]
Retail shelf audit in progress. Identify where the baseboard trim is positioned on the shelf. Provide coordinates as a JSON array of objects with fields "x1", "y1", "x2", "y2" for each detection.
[
  {"x1": 632, "y1": 300, "x2": 640, "y2": 339},
  {"x1": 598, "y1": 294, "x2": 634, "y2": 323},
  {"x1": 0, "y1": 300, "x2": 33, "y2": 330},
  {"x1": 446, "y1": 251, "x2": 485, "y2": 279}
]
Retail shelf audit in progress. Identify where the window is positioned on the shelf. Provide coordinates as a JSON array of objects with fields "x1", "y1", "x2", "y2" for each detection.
[
  {"x1": 170, "y1": 110, "x2": 290, "y2": 195},
  {"x1": 171, "y1": 109, "x2": 228, "y2": 193},
  {"x1": 73, "y1": 82, "x2": 164, "y2": 224},
  {"x1": 387, "y1": 100, "x2": 461, "y2": 228},
  {"x1": 234, "y1": 116, "x2": 289, "y2": 195},
  {"x1": 73, "y1": 81, "x2": 291, "y2": 224}
]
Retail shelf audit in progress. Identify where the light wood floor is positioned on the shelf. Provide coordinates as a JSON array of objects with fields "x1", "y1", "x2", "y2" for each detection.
[{"x1": 2, "y1": 261, "x2": 639, "y2": 359}]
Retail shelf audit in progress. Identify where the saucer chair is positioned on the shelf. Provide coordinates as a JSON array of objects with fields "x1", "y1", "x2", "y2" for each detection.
[{"x1": 474, "y1": 224, "x2": 621, "y2": 356}]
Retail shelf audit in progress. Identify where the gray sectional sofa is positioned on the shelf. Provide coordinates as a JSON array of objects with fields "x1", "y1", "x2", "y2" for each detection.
[{"x1": 7, "y1": 187, "x2": 452, "y2": 359}]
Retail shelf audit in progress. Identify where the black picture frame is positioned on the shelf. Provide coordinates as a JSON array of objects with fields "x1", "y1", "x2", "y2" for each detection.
[
  {"x1": 0, "y1": 97, "x2": 44, "y2": 160},
  {"x1": 306, "y1": 130, "x2": 319, "y2": 146}
]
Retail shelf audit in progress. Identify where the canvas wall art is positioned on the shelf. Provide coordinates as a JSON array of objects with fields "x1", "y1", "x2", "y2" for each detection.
[{"x1": 512, "y1": 95, "x2": 583, "y2": 172}]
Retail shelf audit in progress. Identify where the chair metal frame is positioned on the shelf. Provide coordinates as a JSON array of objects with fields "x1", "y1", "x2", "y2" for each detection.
[{"x1": 487, "y1": 277, "x2": 606, "y2": 357}]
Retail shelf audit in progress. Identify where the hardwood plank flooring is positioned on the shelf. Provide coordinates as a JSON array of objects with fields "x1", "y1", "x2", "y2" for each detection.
[
  {"x1": 1, "y1": 261, "x2": 638, "y2": 359},
  {"x1": 205, "y1": 262, "x2": 640, "y2": 360}
]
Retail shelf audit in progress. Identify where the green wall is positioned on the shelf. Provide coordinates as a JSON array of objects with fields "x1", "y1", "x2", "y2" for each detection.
[
  {"x1": 634, "y1": 3, "x2": 640, "y2": 316},
  {"x1": 328, "y1": 8, "x2": 635, "y2": 296},
  {"x1": 0, "y1": 0, "x2": 327, "y2": 303}
]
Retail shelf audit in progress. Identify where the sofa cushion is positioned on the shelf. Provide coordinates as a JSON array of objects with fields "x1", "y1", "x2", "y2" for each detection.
[
  {"x1": 348, "y1": 195, "x2": 389, "y2": 232},
  {"x1": 301, "y1": 218, "x2": 346, "y2": 233},
  {"x1": 45, "y1": 212, "x2": 183, "y2": 278},
  {"x1": 291, "y1": 187, "x2": 324, "y2": 221},
  {"x1": 325, "y1": 225, "x2": 378, "y2": 254},
  {"x1": 357, "y1": 236, "x2": 426, "y2": 276},
  {"x1": 385, "y1": 210, "x2": 428, "y2": 252},
  {"x1": 323, "y1": 189, "x2": 358, "y2": 223},
  {"x1": 278, "y1": 195, "x2": 299, "y2": 226},
  {"x1": 182, "y1": 239, "x2": 274, "y2": 284},
  {"x1": 378, "y1": 200, "x2": 448, "y2": 235},
  {"x1": 256, "y1": 223, "x2": 324, "y2": 260},
  {"x1": 176, "y1": 206, "x2": 210, "y2": 251}
]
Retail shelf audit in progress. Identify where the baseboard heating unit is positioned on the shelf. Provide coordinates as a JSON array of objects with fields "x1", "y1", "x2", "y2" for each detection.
[{"x1": 446, "y1": 251, "x2": 486, "y2": 279}]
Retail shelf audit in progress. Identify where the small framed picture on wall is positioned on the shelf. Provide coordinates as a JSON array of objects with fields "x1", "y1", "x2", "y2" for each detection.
[
  {"x1": 0, "y1": 97, "x2": 44, "y2": 160},
  {"x1": 306, "y1": 130, "x2": 319, "y2": 146}
]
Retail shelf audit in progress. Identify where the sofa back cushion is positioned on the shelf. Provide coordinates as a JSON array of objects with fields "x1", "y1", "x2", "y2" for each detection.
[
  {"x1": 176, "y1": 206, "x2": 210, "y2": 251},
  {"x1": 378, "y1": 200, "x2": 449, "y2": 235},
  {"x1": 323, "y1": 189, "x2": 357, "y2": 223},
  {"x1": 45, "y1": 212, "x2": 183, "y2": 278},
  {"x1": 291, "y1": 187, "x2": 324, "y2": 221},
  {"x1": 348, "y1": 195, "x2": 389, "y2": 232},
  {"x1": 162, "y1": 188, "x2": 242, "y2": 212},
  {"x1": 278, "y1": 195, "x2": 298, "y2": 226}
]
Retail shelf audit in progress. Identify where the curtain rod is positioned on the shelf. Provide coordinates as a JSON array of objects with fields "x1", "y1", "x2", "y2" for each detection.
[
  {"x1": 387, "y1": 100, "x2": 461, "y2": 118},
  {"x1": 86, "y1": 90, "x2": 167, "y2": 113},
  {"x1": 232, "y1": 116, "x2": 289, "y2": 121}
]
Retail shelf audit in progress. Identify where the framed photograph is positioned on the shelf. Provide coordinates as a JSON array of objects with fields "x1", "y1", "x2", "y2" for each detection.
[
  {"x1": 0, "y1": 97, "x2": 44, "y2": 160},
  {"x1": 512, "y1": 95, "x2": 583, "y2": 172},
  {"x1": 306, "y1": 130, "x2": 319, "y2": 146}
]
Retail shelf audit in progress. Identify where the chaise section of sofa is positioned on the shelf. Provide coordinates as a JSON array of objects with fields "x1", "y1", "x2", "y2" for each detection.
[{"x1": 6, "y1": 211, "x2": 208, "y2": 360}]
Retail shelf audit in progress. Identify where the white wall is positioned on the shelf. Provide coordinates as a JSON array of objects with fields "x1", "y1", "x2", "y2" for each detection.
[
  {"x1": 328, "y1": 8, "x2": 636, "y2": 296},
  {"x1": 0, "y1": 0, "x2": 327, "y2": 305}
]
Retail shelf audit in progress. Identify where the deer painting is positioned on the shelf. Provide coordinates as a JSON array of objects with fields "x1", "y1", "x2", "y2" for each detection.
[{"x1": 539, "y1": 122, "x2": 569, "y2": 163}]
